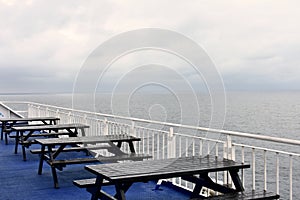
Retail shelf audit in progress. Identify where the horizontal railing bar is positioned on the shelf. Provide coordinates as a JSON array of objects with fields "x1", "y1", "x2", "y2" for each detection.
[
  {"x1": 232, "y1": 143, "x2": 300, "y2": 157},
  {"x1": 3, "y1": 101, "x2": 300, "y2": 146},
  {"x1": 174, "y1": 132, "x2": 226, "y2": 144}
]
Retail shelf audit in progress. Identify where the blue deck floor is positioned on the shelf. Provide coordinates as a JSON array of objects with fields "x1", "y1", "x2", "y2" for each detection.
[{"x1": 0, "y1": 131, "x2": 191, "y2": 200}]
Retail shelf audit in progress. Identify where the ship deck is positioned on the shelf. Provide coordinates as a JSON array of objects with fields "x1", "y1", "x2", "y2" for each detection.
[{"x1": 0, "y1": 130, "x2": 190, "y2": 200}]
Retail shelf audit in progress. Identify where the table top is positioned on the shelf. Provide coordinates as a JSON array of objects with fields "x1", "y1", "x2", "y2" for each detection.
[
  {"x1": 11, "y1": 123, "x2": 89, "y2": 131},
  {"x1": 0, "y1": 117, "x2": 60, "y2": 122},
  {"x1": 85, "y1": 156, "x2": 250, "y2": 182},
  {"x1": 35, "y1": 135, "x2": 140, "y2": 145}
]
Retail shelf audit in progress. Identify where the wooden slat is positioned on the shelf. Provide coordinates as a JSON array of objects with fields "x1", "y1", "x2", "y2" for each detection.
[
  {"x1": 10, "y1": 131, "x2": 71, "y2": 138},
  {"x1": 35, "y1": 135, "x2": 140, "y2": 145},
  {"x1": 73, "y1": 178, "x2": 110, "y2": 188},
  {"x1": 85, "y1": 156, "x2": 250, "y2": 182},
  {"x1": 48, "y1": 154, "x2": 151, "y2": 166},
  {"x1": 12, "y1": 123, "x2": 89, "y2": 131}
]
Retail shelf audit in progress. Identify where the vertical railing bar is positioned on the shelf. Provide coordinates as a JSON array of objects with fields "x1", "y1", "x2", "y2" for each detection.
[
  {"x1": 200, "y1": 139, "x2": 203, "y2": 157},
  {"x1": 162, "y1": 134, "x2": 165, "y2": 159},
  {"x1": 157, "y1": 134, "x2": 159, "y2": 159},
  {"x1": 185, "y1": 138, "x2": 188, "y2": 157},
  {"x1": 289, "y1": 154, "x2": 293, "y2": 200},
  {"x1": 137, "y1": 128, "x2": 141, "y2": 154},
  {"x1": 242, "y1": 146, "x2": 245, "y2": 187},
  {"x1": 185, "y1": 138, "x2": 188, "y2": 187},
  {"x1": 276, "y1": 152, "x2": 279, "y2": 195},
  {"x1": 264, "y1": 150, "x2": 267, "y2": 191},
  {"x1": 192, "y1": 139, "x2": 195, "y2": 156},
  {"x1": 147, "y1": 131, "x2": 150, "y2": 156},
  {"x1": 152, "y1": 131, "x2": 155, "y2": 159},
  {"x1": 215, "y1": 142, "x2": 219, "y2": 196},
  {"x1": 252, "y1": 148, "x2": 256, "y2": 191},
  {"x1": 215, "y1": 142, "x2": 218, "y2": 158},
  {"x1": 179, "y1": 136, "x2": 182, "y2": 157},
  {"x1": 207, "y1": 142, "x2": 210, "y2": 156}
]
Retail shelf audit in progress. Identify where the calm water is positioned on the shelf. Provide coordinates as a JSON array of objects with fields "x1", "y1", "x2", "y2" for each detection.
[
  {"x1": 1, "y1": 91, "x2": 300, "y2": 140},
  {"x1": 1, "y1": 91, "x2": 300, "y2": 198}
]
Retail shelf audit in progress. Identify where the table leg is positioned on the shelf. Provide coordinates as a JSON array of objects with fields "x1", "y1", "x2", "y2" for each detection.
[
  {"x1": 51, "y1": 165, "x2": 59, "y2": 189},
  {"x1": 229, "y1": 169, "x2": 244, "y2": 192},
  {"x1": 114, "y1": 183, "x2": 126, "y2": 200},
  {"x1": 22, "y1": 145, "x2": 27, "y2": 161},
  {"x1": 5, "y1": 129, "x2": 9, "y2": 145},
  {"x1": 128, "y1": 141, "x2": 136, "y2": 153},
  {"x1": 14, "y1": 131, "x2": 19, "y2": 154},
  {"x1": 91, "y1": 175, "x2": 104, "y2": 200},
  {"x1": 183, "y1": 173, "x2": 236, "y2": 197},
  {"x1": 38, "y1": 145, "x2": 46, "y2": 175},
  {"x1": 22, "y1": 130, "x2": 34, "y2": 161},
  {"x1": 114, "y1": 182, "x2": 133, "y2": 200},
  {"x1": 0, "y1": 122, "x2": 5, "y2": 140},
  {"x1": 48, "y1": 145, "x2": 60, "y2": 188},
  {"x1": 191, "y1": 181, "x2": 203, "y2": 198}
]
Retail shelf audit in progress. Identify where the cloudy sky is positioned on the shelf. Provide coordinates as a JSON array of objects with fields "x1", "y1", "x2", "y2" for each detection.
[{"x1": 0, "y1": 0, "x2": 299, "y2": 93}]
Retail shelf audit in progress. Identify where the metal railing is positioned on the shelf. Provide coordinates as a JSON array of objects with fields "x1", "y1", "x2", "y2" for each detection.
[{"x1": 2, "y1": 101, "x2": 299, "y2": 199}]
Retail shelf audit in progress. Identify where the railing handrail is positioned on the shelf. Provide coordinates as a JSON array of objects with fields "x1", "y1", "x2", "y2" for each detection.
[{"x1": 3, "y1": 100, "x2": 300, "y2": 146}]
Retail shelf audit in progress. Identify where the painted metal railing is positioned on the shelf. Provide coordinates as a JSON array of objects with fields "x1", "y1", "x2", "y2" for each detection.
[{"x1": 2, "y1": 101, "x2": 300, "y2": 199}]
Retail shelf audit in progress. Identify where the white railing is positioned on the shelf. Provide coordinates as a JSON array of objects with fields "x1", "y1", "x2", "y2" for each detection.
[{"x1": 2, "y1": 101, "x2": 300, "y2": 199}]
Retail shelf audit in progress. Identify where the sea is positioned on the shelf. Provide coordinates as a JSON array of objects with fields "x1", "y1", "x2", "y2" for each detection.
[
  {"x1": 1, "y1": 91, "x2": 299, "y2": 140},
  {"x1": 1, "y1": 91, "x2": 300, "y2": 198}
]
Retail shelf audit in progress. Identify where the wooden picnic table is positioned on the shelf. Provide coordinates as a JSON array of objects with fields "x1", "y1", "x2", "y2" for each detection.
[
  {"x1": 83, "y1": 156, "x2": 250, "y2": 200},
  {"x1": 12, "y1": 123, "x2": 89, "y2": 160},
  {"x1": 35, "y1": 135, "x2": 151, "y2": 188},
  {"x1": 0, "y1": 117, "x2": 59, "y2": 144}
]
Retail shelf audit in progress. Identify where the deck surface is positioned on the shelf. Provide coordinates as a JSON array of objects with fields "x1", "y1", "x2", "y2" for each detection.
[{"x1": 0, "y1": 128, "x2": 190, "y2": 200}]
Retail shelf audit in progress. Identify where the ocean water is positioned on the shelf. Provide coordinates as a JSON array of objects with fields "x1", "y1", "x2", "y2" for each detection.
[
  {"x1": 1, "y1": 91, "x2": 300, "y2": 140},
  {"x1": 1, "y1": 91, "x2": 300, "y2": 198}
]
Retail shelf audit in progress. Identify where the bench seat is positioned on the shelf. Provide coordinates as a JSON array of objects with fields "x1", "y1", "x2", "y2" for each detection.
[
  {"x1": 30, "y1": 145, "x2": 110, "y2": 154},
  {"x1": 9, "y1": 131, "x2": 72, "y2": 138},
  {"x1": 48, "y1": 154, "x2": 152, "y2": 167},
  {"x1": 201, "y1": 190, "x2": 279, "y2": 200},
  {"x1": 73, "y1": 178, "x2": 109, "y2": 188}
]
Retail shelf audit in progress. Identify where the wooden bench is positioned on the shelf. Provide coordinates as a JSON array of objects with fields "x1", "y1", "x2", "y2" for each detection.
[
  {"x1": 12, "y1": 123, "x2": 89, "y2": 160},
  {"x1": 35, "y1": 135, "x2": 151, "y2": 188},
  {"x1": 30, "y1": 145, "x2": 109, "y2": 154},
  {"x1": 74, "y1": 178, "x2": 109, "y2": 188},
  {"x1": 199, "y1": 190, "x2": 280, "y2": 200},
  {"x1": 10, "y1": 131, "x2": 71, "y2": 139},
  {"x1": 47, "y1": 154, "x2": 151, "y2": 171},
  {"x1": 80, "y1": 156, "x2": 250, "y2": 200},
  {"x1": 0, "y1": 117, "x2": 59, "y2": 144},
  {"x1": 74, "y1": 179, "x2": 279, "y2": 200}
]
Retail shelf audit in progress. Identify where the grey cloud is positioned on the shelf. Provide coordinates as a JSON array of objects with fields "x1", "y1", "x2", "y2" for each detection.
[{"x1": 0, "y1": 1, "x2": 300, "y2": 93}]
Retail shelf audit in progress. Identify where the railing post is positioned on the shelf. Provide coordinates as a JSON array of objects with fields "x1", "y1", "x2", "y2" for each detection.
[
  {"x1": 168, "y1": 127, "x2": 175, "y2": 158},
  {"x1": 224, "y1": 135, "x2": 232, "y2": 160},
  {"x1": 28, "y1": 103, "x2": 32, "y2": 117},
  {"x1": 223, "y1": 135, "x2": 233, "y2": 187},
  {"x1": 37, "y1": 106, "x2": 41, "y2": 117},
  {"x1": 289, "y1": 154, "x2": 293, "y2": 200},
  {"x1": 46, "y1": 107, "x2": 49, "y2": 117},
  {"x1": 56, "y1": 109, "x2": 60, "y2": 119},
  {"x1": 131, "y1": 121, "x2": 136, "y2": 136},
  {"x1": 167, "y1": 126, "x2": 176, "y2": 184},
  {"x1": 104, "y1": 118, "x2": 108, "y2": 135},
  {"x1": 68, "y1": 112, "x2": 72, "y2": 123}
]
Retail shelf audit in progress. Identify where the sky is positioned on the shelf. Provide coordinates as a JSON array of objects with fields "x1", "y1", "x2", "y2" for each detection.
[{"x1": 0, "y1": 0, "x2": 300, "y2": 93}]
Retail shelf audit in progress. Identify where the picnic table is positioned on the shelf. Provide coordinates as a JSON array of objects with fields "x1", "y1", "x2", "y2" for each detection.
[
  {"x1": 0, "y1": 117, "x2": 59, "y2": 144},
  {"x1": 12, "y1": 123, "x2": 89, "y2": 160},
  {"x1": 35, "y1": 134, "x2": 151, "y2": 188},
  {"x1": 82, "y1": 156, "x2": 250, "y2": 200}
]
